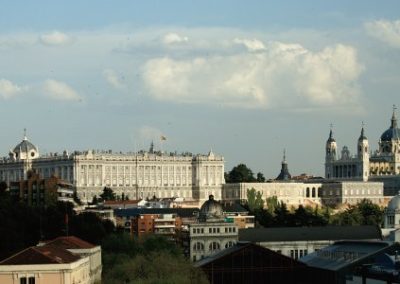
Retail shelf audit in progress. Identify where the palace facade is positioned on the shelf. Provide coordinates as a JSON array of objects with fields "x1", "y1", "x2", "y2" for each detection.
[{"x1": 0, "y1": 136, "x2": 225, "y2": 203}]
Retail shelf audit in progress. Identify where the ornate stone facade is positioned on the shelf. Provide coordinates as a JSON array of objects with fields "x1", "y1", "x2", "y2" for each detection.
[
  {"x1": 0, "y1": 136, "x2": 225, "y2": 203},
  {"x1": 325, "y1": 107, "x2": 400, "y2": 184}
]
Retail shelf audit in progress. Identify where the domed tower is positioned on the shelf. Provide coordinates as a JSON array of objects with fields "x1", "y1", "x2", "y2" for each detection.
[
  {"x1": 10, "y1": 130, "x2": 39, "y2": 161},
  {"x1": 357, "y1": 125, "x2": 370, "y2": 181},
  {"x1": 275, "y1": 149, "x2": 291, "y2": 181},
  {"x1": 198, "y1": 195, "x2": 224, "y2": 222},
  {"x1": 325, "y1": 128, "x2": 337, "y2": 179},
  {"x1": 379, "y1": 106, "x2": 400, "y2": 174},
  {"x1": 9, "y1": 130, "x2": 39, "y2": 179}
]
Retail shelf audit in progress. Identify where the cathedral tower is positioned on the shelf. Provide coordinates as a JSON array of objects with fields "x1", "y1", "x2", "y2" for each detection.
[
  {"x1": 357, "y1": 126, "x2": 369, "y2": 181},
  {"x1": 325, "y1": 128, "x2": 337, "y2": 179}
]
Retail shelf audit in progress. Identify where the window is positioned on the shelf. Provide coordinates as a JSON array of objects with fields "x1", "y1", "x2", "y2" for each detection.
[
  {"x1": 209, "y1": 242, "x2": 220, "y2": 251},
  {"x1": 20, "y1": 278, "x2": 27, "y2": 284},
  {"x1": 193, "y1": 242, "x2": 204, "y2": 251},
  {"x1": 225, "y1": 241, "x2": 234, "y2": 248},
  {"x1": 28, "y1": 277, "x2": 35, "y2": 284}
]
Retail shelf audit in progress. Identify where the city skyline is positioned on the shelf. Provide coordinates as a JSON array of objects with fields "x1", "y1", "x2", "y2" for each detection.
[{"x1": 1, "y1": 1, "x2": 399, "y2": 179}]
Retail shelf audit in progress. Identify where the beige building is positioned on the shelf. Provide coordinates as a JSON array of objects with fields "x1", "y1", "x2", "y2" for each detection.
[
  {"x1": 0, "y1": 135, "x2": 225, "y2": 204},
  {"x1": 319, "y1": 181, "x2": 384, "y2": 206},
  {"x1": 43, "y1": 236, "x2": 102, "y2": 283},
  {"x1": 0, "y1": 245, "x2": 91, "y2": 284},
  {"x1": 223, "y1": 182, "x2": 323, "y2": 207}
]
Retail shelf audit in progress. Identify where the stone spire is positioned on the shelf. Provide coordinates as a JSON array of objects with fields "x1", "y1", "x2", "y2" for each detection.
[
  {"x1": 359, "y1": 122, "x2": 367, "y2": 141},
  {"x1": 276, "y1": 149, "x2": 291, "y2": 181},
  {"x1": 391, "y1": 104, "x2": 398, "y2": 129},
  {"x1": 327, "y1": 124, "x2": 335, "y2": 143}
]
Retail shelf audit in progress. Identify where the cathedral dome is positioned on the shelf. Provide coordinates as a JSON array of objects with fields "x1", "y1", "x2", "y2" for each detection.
[
  {"x1": 387, "y1": 193, "x2": 400, "y2": 211},
  {"x1": 199, "y1": 195, "x2": 224, "y2": 222},
  {"x1": 380, "y1": 128, "x2": 400, "y2": 142}
]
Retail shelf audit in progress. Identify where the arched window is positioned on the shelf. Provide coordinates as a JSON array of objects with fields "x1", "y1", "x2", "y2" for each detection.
[
  {"x1": 193, "y1": 242, "x2": 204, "y2": 251},
  {"x1": 306, "y1": 188, "x2": 310, "y2": 198},
  {"x1": 312, "y1": 188, "x2": 316, "y2": 198},
  {"x1": 209, "y1": 242, "x2": 220, "y2": 251},
  {"x1": 225, "y1": 241, "x2": 235, "y2": 249}
]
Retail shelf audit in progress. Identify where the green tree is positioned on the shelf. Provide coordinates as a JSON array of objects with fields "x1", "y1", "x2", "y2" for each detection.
[
  {"x1": 256, "y1": 172, "x2": 266, "y2": 182},
  {"x1": 273, "y1": 202, "x2": 291, "y2": 227},
  {"x1": 357, "y1": 199, "x2": 383, "y2": 226},
  {"x1": 330, "y1": 199, "x2": 383, "y2": 226},
  {"x1": 227, "y1": 164, "x2": 256, "y2": 183},
  {"x1": 70, "y1": 212, "x2": 115, "y2": 245},
  {"x1": 101, "y1": 234, "x2": 208, "y2": 284},
  {"x1": 246, "y1": 188, "x2": 264, "y2": 212},
  {"x1": 100, "y1": 187, "x2": 116, "y2": 201},
  {"x1": 266, "y1": 196, "x2": 279, "y2": 215}
]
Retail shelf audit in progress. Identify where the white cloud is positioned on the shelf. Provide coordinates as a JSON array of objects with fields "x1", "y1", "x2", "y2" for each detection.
[
  {"x1": 233, "y1": 38, "x2": 266, "y2": 51},
  {"x1": 138, "y1": 126, "x2": 163, "y2": 141},
  {"x1": 39, "y1": 31, "x2": 71, "y2": 46},
  {"x1": 43, "y1": 79, "x2": 81, "y2": 101},
  {"x1": 103, "y1": 69, "x2": 125, "y2": 89},
  {"x1": 0, "y1": 79, "x2": 27, "y2": 99},
  {"x1": 365, "y1": 19, "x2": 400, "y2": 48},
  {"x1": 162, "y1": 33, "x2": 189, "y2": 45},
  {"x1": 142, "y1": 42, "x2": 363, "y2": 109}
]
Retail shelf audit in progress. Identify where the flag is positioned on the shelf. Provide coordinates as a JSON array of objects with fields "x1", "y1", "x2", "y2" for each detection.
[{"x1": 160, "y1": 135, "x2": 167, "y2": 141}]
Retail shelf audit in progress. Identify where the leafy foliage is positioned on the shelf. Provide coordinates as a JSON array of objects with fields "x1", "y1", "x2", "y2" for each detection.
[
  {"x1": 256, "y1": 172, "x2": 266, "y2": 182},
  {"x1": 102, "y1": 233, "x2": 208, "y2": 284},
  {"x1": 0, "y1": 190, "x2": 115, "y2": 260},
  {"x1": 246, "y1": 188, "x2": 265, "y2": 212},
  {"x1": 330, "y1": 199, "x2": 383, "y2": 226},
  {"x1": 100, "y1": 187, "x2": 116, "y2": 201},
  {"x1": 226, "y1": 163, "x2": 257, "y2": 183}
]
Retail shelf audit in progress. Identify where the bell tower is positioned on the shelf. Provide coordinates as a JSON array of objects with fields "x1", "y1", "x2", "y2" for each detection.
[
  {"x1": 357, "y1": 124, "x2": 369, "y2": 181},
  {"x1": 325, "y1": 126, "x2": 337, "y2": 179}
]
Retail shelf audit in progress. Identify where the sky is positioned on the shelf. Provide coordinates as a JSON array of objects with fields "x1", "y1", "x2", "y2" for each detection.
[{"x1": 1, "y1": 1, "x2": 400, "y2": 178}]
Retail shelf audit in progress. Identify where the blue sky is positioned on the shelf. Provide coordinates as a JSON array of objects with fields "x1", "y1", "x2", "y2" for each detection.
[{"x1": 1, "y1": 1, "x2": 400, "y2": 178}]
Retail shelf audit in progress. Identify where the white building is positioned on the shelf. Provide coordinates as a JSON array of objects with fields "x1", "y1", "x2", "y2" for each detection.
[
  {"x1": 0, "y1": 135, "x2": 225, "y2": 204},
  {"x1": 189, "y1": 195, "x2": 238, "y2": 262}
]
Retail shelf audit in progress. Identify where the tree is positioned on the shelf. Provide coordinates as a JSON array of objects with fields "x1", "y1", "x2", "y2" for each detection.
[
  {"x1": 70, "y1": 212, "x2": 115, "y2": 245},
  {"x1": 101, "y1": 234, "x2": 208, "y2": 284},
  {"x1": 357, "y1": 199, "x2": 383, "y2": 226},
  {"x1": 273, "y1": 202, "x2": 291, "y2": 227},
  {"x1": 100, "y1": 187, "x2": 116, "y2": 201},
  {"x1": 329, "y1": 199, "x2": 383, "y2": 226},
  {"x1": 256, "y1": 172, "x2": 266, "y2": 182},
  {"x1": 266, "y1": 196, "x2": 279, "y2": 215},
  {"x1": 246, "y1": 188, "x2": 264, "y2": 212},
  {"x1": 227, "y1": 164, "x2": 256, "y2": 183}
]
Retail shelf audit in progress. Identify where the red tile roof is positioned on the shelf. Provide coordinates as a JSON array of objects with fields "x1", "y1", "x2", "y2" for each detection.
[
  {"x1": 0, "y1": 245, "x2": 80, "y2": 265},
  {"x1": 45, "y1": 236, "x2": 95, "y2": 249}
]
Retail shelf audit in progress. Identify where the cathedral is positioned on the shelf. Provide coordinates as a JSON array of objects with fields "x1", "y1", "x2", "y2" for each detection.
[{"x1": 325, "y1": 107, "x2": 400, "y2": 194}]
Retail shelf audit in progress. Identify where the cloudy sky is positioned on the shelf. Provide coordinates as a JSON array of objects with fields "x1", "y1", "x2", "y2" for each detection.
[{"x1": 1, "y1": 1, "x2": 399, "y2": 178}]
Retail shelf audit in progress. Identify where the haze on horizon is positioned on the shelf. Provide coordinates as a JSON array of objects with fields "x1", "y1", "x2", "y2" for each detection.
[{"x1": 0, "y1": 0, "x2": 399, "y2": 179}]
